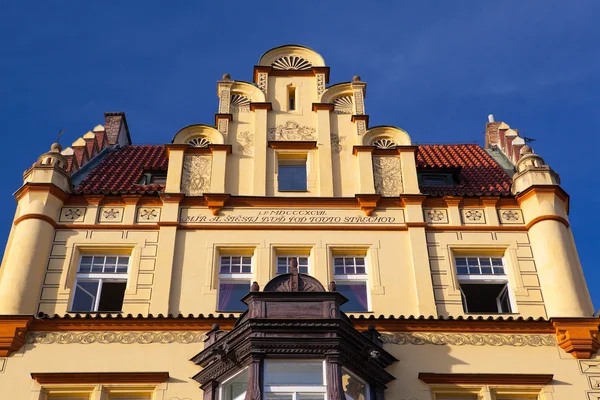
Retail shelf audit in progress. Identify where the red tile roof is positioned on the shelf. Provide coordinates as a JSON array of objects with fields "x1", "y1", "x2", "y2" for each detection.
[
  {"x1": 417, "y1": 144, "x2": 512, "y2": 196},
  {"x1": 74, "y1": 145, "x2": 167, "y2": 195},
  {"x1": 74, "y1": 144, "x2": 512, "y2": 196}
]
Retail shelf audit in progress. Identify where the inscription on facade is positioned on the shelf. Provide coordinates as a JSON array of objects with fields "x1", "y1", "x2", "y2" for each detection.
[{"x1": 180, "y1": 208, "x2": 405, "y2": 226}]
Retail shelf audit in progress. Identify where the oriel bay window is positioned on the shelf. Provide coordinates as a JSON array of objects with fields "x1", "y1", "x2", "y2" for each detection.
[
  {"x1": 264, "y1": 360, "x2": 327, "y2": 399},
  {"x1": 455, "y1": 256, "x2": 512, "y2": 314},
  {"x1": 218, "y1": 255, "x2": 252, "y2": 312},
  {"x1": 334, "y1": 256, "x2": 369, "y2": 312},
  {"x1": 70, "y1": 255, "x2": 129, "y2": 312}
]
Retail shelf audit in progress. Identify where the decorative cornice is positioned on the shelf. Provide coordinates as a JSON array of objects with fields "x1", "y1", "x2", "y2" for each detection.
[
  {"x1": 14, "y1": 213, "x2": 57, "y2": 228},
  {"x1": 185, "y1": 144, "x2": 232, "y2": 155},
  {"x1": 268, "y1": 141, "x2": 317, "y2": 150},
  {"x1": 164, "y1": 143, "x2": 188, "y2": 158},
  {"x1": 14, "y1": 182, "x2": 70, "y2": 203},
  {"x1": 443, "y1": 196, "x2": 463, "y2": 207},
  {"x1": 418, "y1": 372, "x2": 554, "y2": 386},
  {"x1": 351, "y1": 114, "x2": 369, "y2": 124},
  {"x1": 249, "y1": 102, "x2": 273, "y2": 112},
  {"x1": 84, "y1": 194, "x2": 104, "y2": 206},
  {"x1": 0, "y1": 315, "x2": 33, "y2": 356},
  {"x1": 553, "y1": 318, "x2": 600, "y2": 359},
  {"x1": 526, "y1": 215, "x2": 570, "y2": 230},
  {"x1": 31, "y1": 372, "x2": 169, "y2": 384},
  {"x1": 516, "y1": 185, "x2": 570, "y2": 213},
  {"x1": 312, "y1": 103, "x2": 335, "y2": 112},
  {"x1": 160, "y1": 193, "x2": 185, "y2": 204},
  {"x1": 383, "y1": 332, "x2": 556, "y2": 347},
  {"x1": 355, "y1": 194, "x2": 380, "y2": 216},
  {"x1": 122, "y1": 194, "x2": 142, "y2": 206},
  {"x1": 214, "y1": 113, "x2": 233, "y2": 126},
  {"x1": 204, "y1": 193, "x2": 231, "y2": 216},
  {"x1": 352, "y1": 145, "x2": 374, "y2": 155},
  {"x1": 401, "y1": 195, "x2": 427, "y2": 206}
]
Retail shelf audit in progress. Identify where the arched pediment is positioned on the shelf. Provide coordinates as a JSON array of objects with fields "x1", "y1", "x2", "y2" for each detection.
[
  {"x1": 230, "y1": 81, "x2": 266, "y2": 103},
  {"x1": 171, "y1": 124, "x2": 224, "y2": 145},
  {"x1": 319, "y1": 82, "x2": 353, "y2": 103},
  {"x1": 363, "y1": 125, "x2": 412, "y2": 146},
  {"x1": 258, "y1": 44, "x2": 326, "y2": 69},
  {"x1": 263, "y1": 273, "x2": 326, "y2": 292}
]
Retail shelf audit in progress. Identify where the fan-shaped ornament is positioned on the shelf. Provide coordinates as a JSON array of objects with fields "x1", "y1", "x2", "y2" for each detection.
[
  {"x1": 372, "y1": 138, "x2": 397, "y2": 149},
  {"x1": 188, "y1": 137, "x2": 211, "y2": 148},
  {"x1": 333, "y1": 96, "x2": 353, "y2": 114},
  {"x1": 230, "y1": 94, "x2": 251, "y2": 112},
  {"x1": 271, "y1": 56, "x2": 312, "y2": 71}
]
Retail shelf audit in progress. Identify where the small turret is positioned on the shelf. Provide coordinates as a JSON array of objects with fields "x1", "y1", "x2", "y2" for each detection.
[
  {"x1": 511, "y1": 146, "x2": 560, "y2": 195},
  {"x1": 23, "y1": 142, "x2": 71, "y2": 193}
]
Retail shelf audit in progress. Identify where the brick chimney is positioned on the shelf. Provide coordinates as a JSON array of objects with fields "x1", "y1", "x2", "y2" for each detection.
[
  {"x1": 104, "y1": 112, "x2": 132, "y2": 146},
  {"x1": 485, "y1": 114, "x2": 530, "y2": 165}
]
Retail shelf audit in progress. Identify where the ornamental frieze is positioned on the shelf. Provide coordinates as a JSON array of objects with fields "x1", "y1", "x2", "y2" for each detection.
[
  {"x1": 499, "y1": 208, "x2": 525, "y2": 224},
  {"x1": 381, "y1": 332, "x2": 556, "y2": 347},
  {"x1": 268, "y1": 121, "x2": 315, "y2": 141},
  {"x1": 181, "y1": 155, "x2": 212, "y2": 196},
  {"x1": 27, "y1": 331, "x2": 207, "y2": 345},
  {"x1": 373, "y1": 156, "x2": 403, "y2": 197},
  {"x1": 59, "y1": 207, "x2": 86, "y2": 223}
]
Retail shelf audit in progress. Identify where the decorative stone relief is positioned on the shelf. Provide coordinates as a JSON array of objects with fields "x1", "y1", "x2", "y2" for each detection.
[
  {"x1": 498, "y1": 209, "x2": 524, "y2": 224},
  {"x1": 333, "y1": 96, "x2": 353, "y2": 114},
  {"x1": 59, "y1": 207, "x2": 86, "y2": 223},
  {"x1": 461, "y1": 209, "x2": 486, "y2": 224},
  {"x1": 188, "y1": 137, "x2": 211, "y2": 148},
  {"x1": 356, "y1": 119, "x2": 367, "y2": 136},
  {"x1": 424, "y1": 209, "x2": 448, "y2": 224},
  {"x1": 372, "y1": 138, "x2": 397, "y2": 149},
  {"x1": 581, "y1": 361, "x2": 600, "y2": 374},
  {"x1": 330, "y1": 133, "x2": 347, "y2": 154},
  {"x1": 257, "y1": 72, "x2": 268, "y2": 95},
  {"x1": 381, "y1": 332, "x2": 556, "y2": 347},
  {"x1": 316, "y1": 73, "x2": 325, "y2": 97},
  {"x1": 268, "y1": 121, "x2": 316, "y2": 141},
  {"x1": 230, "y1": 94, "x2": 250, "y2": 112},
  {"x1": 27, "y1": 331, "x2": 207, "y2": 345},
  {"x1": 353, "y1": 89, "x2": 365, "y2": 115},
  {"x1": 99, "y1": 207, "x2": 123, "y2": 223},
  {"x1": 217, "y1": 119, "x2": 228, "y2": 135},
  {"x1": 218, "y1": 88, "x2": 230, "y2": 114},
  {"x1": 237, "y1": 131, "x2": 254, "y2": 155},
  {"x1": 271, "y1": 55, "x2": 312, "y2": 70},
  {"x1": 373, "y1": 156, "x2": 403, "y2": 197},
  {"x1": 137, "y1": 207, "x2": 161, "y2": 223},
  {"x1": 181, "y1": 155, "x2": 212, "y2": 196}
]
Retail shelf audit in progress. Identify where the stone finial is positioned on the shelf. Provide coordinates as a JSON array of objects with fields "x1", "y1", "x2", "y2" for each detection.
[
  {"x1": 50, "y1": 142, "x2": 62, "y2": 152},
  {"x1": 521, "y1": 145, "x2": 532, "y2": 155},
  {"x1": 251, "y1": 281, "x2": 259, "y2": 292},
  {"x1": 511, "y1": 149, "x2": 561, "y2": 195},
  {"x1": 352, "y1": 75, "x2": 361, "y2": 82},
  {"x1": 289, "y1": 258, "x2": 299, "y2": 291},
  {"x1": 222, "y1": 73, "x2": 231, "y2": 81},
  {"x1": 35, "y1": 143, "x2": 68, "y2": 171},
  {"x1": 328, "y1": 281, "x2": 337, "y2": 292}
]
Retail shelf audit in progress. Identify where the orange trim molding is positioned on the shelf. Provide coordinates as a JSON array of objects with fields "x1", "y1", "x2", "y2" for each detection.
[
  {"x1": 31, "y1": 372, "x2": 169, "y2": 384},
  {"x1": 160, "y1": 193, "x2": 185, "y2": 204},
  {"x1": 0, "y1": 315, "x2": 33, "y2": 356},
  {"x1": 553, "y1": 318, "x2": 600, "y2": 359},
  {"x1": 204, "y1": 193, "x2": 231, "y2": 216},
  {"x1": 250, "y1": 102, "x2": 273, "y2": 112},
  {"x1": 164, "y1": 144, "x2": 188, "y2": 158},
  {"x1": 14, "y1": 213, "x2": 57, "y2": 228},
  {"x1": 214, "y1": 113, "x2": 233, "y2": 126},
  {"x1": 312, "y1": 103, "x2": 334, "y2": 112},
  {"x1": 268, "y1": 141, "x2": 317, "y2": 150},
  {"x1": 352, "y1": 146, "x2": 374, "y2": 155},
  {"x1": 186, "y1": 144, "x2": 232, "y2": 155},
  {"x1": 526, "y1": 215, "x2": 570, "y2": 230},
  {"x1": 418, "y1": 372, "x2": 553, "y2": 386},
  {"x1": 14, "y1": 183, "x2": 69, "y2": 203},
  {"x1": 355, "y1": 194, "x2": 380, "y2": 216},
  {"x1": 351, "y1": 115, "x2": 369, "y2": 125},
  {"x1": 516, "y1": 185, "x2": 570, "y2": 213},
  {"x1": 443, "y1": 196, "x2": 463, "y2": 207}
]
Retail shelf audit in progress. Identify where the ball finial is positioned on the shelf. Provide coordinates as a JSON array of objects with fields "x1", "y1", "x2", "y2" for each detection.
[
  {"x1": 222, "y1": 73, "x2": 231, "y2": 81},
  {"x1": 352, "y1": 75, "x2": 361, "y2": 82},
  {"x1": 520, "y1": 145, "x2": 532, "y2": 155},
  {"x1": 50, "y1": 142, "x2": 62, "y2": 152}
]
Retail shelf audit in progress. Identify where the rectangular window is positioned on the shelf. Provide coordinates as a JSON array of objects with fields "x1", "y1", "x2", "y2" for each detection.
[
  {"x1": 455, "y1": 256, "x2": 512, "y2": 314},
  {"x1": 334, "y1": 256, "x2": 369, "y2": 312},
  {"x1": 288, "y1": 86, "x2": 296, "y2": 111},
  {"x1": 264, "y1": 360, "x2": 326, "y2": 399},
  {"x1": 278, "y1": 156, "x2": 307, "y2": 192},
  {"x1": 277, "y1": 256, "x2": 309, "y2": 274},
  {"x1": 218, "y1": 255, "x2": 252, "y2": 312},
  {"x1": 71, "y1": 255, "x2": 129, "y2": 312}
]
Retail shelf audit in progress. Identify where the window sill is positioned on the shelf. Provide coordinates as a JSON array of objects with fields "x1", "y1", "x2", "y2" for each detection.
[
  {"x1": 66, "y1": 310, "x2": 124, "y2": 314},
  {"x1": 277, "y1": 190, "x2": 310, "y2": 193}
]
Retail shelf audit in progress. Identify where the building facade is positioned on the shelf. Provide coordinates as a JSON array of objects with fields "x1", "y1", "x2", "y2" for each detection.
[{"x1": 0, "y1": 44, "x2": 598, "y2": 399}]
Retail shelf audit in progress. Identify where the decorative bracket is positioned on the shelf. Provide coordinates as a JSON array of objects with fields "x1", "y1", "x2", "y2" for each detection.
[
  {"x1": 0, "y1": 315, "x2": 33, "y2": 356},
  {"x1": 203, "y1": 193, "x2": 231, "y2": 216},
  {"x1": 552, "y1": 318, "x2": 600, "y2": 359},
  {"x1": 356, "y1": 194, "x2": 381, "y2": 216}
]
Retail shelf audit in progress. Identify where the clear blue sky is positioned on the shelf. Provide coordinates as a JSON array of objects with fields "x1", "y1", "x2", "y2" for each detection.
[{"x1": 1, "y1": 2, "x2": 599, "y2": 310}]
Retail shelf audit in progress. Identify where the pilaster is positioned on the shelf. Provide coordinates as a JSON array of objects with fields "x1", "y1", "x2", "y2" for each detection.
[
  {"x1": 251, "y1": 104, "x2": 270, "y2": 196},
  {"x1": 156, "y1": 193, "x2": 182, "y2": 315},
  {"x1": 165, "y1": 144, "x2": 186, "y2": 193},
  {"x1": 209, "y1": 146, "x2": 229, "y2": 193},
  {"x1": 314, "y1": 104, "x2": 334, "y2": 196},
  {"x1": 353, "y1": 147, "x2": 375, "y2": 194}
]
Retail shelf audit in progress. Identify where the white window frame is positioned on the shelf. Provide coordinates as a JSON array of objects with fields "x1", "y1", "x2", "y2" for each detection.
[
  {"x1": 218, "y1": 367, "x2": 249, "y2": 400},
  {"x1": 70, "y1": 255, "x2": 129, "y2": 312},
  {"x1": 341, "y1": 366, "x2": 370, "y2": 400},
  {"x1": 455, "y1": 256, "x2": 514, "y2": 314},
  {"x1": 333, "y1": 256, "x2": 370, "y2": 312},
  {"x1": 217, "y1": 255, "x2": 253, "y2": 312},
  {"x1": 276, "y1": 255, "x2": 310, "y2": 275},
  {"x1": 263, "y1": 359, "x2": 327, "y2": 399}
]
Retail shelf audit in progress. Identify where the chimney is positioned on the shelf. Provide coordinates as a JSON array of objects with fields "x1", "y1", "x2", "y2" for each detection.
[
  {"x1": 484, "y1": 115, "x2": 532, "y2": 166},
  {"x1": 83, "y1": 131, "x2": 97, "y2": 159},
  {"x1": 93, "y1": 124, "x2": 108, "y2": 151},
  {"x1": 104, "y1": 112, "x2": 132, "y2": 146},
  {"x1": 71, "y1": 138, "x2": 89, "y2": 168},
  {"x1": 61, "y1": 147, "x2": 78, "y2": 173}
]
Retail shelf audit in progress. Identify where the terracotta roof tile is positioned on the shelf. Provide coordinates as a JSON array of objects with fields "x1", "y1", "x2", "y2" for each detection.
[
  {"x1": 73, "y1": 144, "x2": 512, "y2": 197},
  {"x1": 417, "y1": 144, "x2": 512, "y2": 196},
  {"x1": 74, "y1": 145, "x2": 167, "y2": 195}
]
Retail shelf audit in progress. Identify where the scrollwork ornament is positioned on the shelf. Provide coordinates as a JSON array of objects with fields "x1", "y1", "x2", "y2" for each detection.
[
  {"x1": 27, "y1": 331, "x2": 207, "y2": 345},
  {"x1": 330, "y1": 133, "x2": 347, "y2": 154},
  {"x1": 181, "y1": 155, "x2": 212, "y2": 195},
  {"x1": 237, "y1": 131, "x2": 254, "y2": 155},
  {"x1": 268, "y1": 121, "x2": 315, "y2": 141},
  {"x1": 380, "y1": 332, "x2": 556, "y2": 347},
  {"x1": 373, "y1": 156, "x2": 403, "y2": 197}
]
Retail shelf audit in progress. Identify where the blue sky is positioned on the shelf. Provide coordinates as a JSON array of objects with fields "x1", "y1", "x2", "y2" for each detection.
[{"x1": 1, "y1": 2, "x2": 599, "y2": 310}]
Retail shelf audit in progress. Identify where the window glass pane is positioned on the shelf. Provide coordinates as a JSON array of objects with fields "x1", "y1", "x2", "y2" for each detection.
[
  {"x1": 335, "y1": 267, "x2": 344, "y2": 275},
  {"x1": 460, "y1": 283, "x2": 509, "y2": 313},
  {"x1": 342, "y1": 367, "x2": 368, "y2": 400},
  {"x1": 277, "y1": 257, "x2": 308, "y2": 274},
  {"x1": 222, "y1": 369, "x2": 248, "y2": 400},
  {"x1": 337, "y1": 282, "x2": 368, "y2": 312},
  {"x1": 264, "y1": 360, "x2": 324, "y2": 385},
  {"x1": 278, "y1": 164, "x2": 307, "y2": 191},
  {"x1": 218, "y1": 281, "x2": 250, "y2": 312},
  {"x1": 97, "y1": 281, "x2": 126, "y2": 312},
  {"x1": 71, "y1": 280, "x2": 99, "y2": 311},
  {"x1": 116, "y1": 257, "x2": 129, "y2": 273},
  {"x1": 265, "y1": 395, "x2": 293, "y2": 400},
  {"x1": 79, "y1": 256, "x2": 93, "y2": 272},
  {"x1": 92, "y1": 256, "x2": 104, "y2": 272},
  {"x1": 297, "y1": 395, "x2": 325, "y2": 400},
  {"x1": 456, "y1": 266, "x2": 468, "y2": 275}
]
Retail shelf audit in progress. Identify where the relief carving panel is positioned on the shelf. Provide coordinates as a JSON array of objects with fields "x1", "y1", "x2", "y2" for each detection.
[
  {"x1": 268, "y1": 121, "x2": 315, "y2": 141},
  {"x1": 373, "y1": 156, "x2": 402, "y2": 197},
  {"x1": 181, "y1": 155, "x2": 212, "y2": 196}
]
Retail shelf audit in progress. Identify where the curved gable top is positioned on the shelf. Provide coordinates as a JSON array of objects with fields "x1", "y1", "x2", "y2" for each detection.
[
  {"x1": 258, "y1": 44, "x2": 326, "y2": 68},
  {"x1": 230, "y1": 81, "x2": 266, "y2": 103},
  {"x1": 363, "y1": 126, "x2": 412, "y2": 146},
  {"x1": 171, "y1": 124, "x2": 224, "y2": 145},
  {"x1": 320, "y1": 82, "x2": 353, "y2": 103}
]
